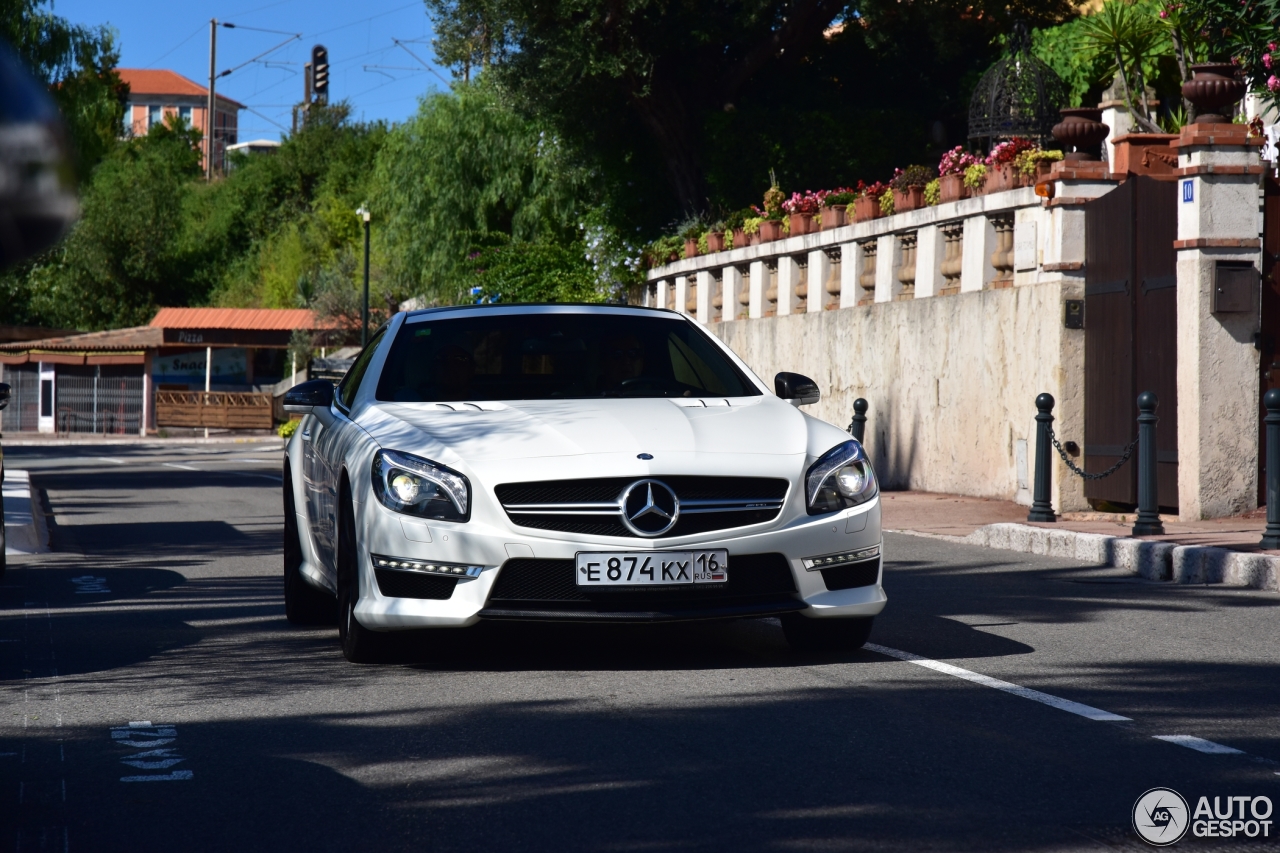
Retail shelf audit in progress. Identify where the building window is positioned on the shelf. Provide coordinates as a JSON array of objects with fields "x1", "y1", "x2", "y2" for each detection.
[
  {"x1": 122, "y1": 104, "x2": 132, "y2": 136},
  {"x1": 148, "y1": 104, "x2": 162, "y2": 129},
  {"x1": 179, "y1": 106, "x2": 192, "y2": 125}
]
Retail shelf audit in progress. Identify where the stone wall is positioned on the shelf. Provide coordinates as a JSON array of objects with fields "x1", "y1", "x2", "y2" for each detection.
[{"x1": 710, "y1": 279, "x2": 1089, "y2": 512}]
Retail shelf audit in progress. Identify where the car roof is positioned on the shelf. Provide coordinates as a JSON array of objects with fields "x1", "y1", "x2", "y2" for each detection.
[{"x1": 402, "y1": 303, "x2": 684, "y2": 323}]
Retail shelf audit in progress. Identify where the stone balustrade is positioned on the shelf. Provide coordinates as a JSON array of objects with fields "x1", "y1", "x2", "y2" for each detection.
[{"x1": 643, "y1": 176, "x2": 1115, "y2": 321}]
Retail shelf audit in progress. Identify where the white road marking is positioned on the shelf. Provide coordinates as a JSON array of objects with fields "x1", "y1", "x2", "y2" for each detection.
[
  {"x1": 121, "y1": 770, "x2": 193, "y2": 782},
  {"x1": 162, "y1": 463, "x2": 199, "y2": 471},
  {"x1": 1154, "y1": 735, "x2": 1245, "y2": 754},
  {"x1": 865, "y1": 643, "x2": 1132, "y2": 722},
  {"x1": 97, "y1": 457, "x2": 124, "y2": 464}
]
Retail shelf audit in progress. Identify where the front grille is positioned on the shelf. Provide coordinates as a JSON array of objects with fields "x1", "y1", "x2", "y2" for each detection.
[
  {"x1": 819, "y1": 558, "x2": 880, "y2": 591},
  {"x1": 374, "y1": 568, "x2": 458, "y2": 600},
  {"x1": 488, "y1": 553, "x2": 797, "y2": 609},
  {"x1": 494, "y1": 476, "x2": 789, "y2": 538}
]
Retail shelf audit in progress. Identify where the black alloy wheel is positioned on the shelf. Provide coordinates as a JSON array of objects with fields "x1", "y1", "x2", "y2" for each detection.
[
  {"x1": 337, "y1": 479, "x2": 385, "y2": 663},
  {"x1": 283, "y1": 463, "x2": 335, "y2": 625},
  {"x1": 780, "y1": 614, "x2": 874, "y2": 652}
]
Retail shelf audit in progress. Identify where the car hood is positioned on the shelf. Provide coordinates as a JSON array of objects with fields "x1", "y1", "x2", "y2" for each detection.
[{"x1": 359, "y1": 397, "x2": 810, "y2": 466}]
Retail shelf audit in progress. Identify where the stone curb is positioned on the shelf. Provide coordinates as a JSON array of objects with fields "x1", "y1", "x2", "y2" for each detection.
[{"x1": 889, "y1": 523, "x2": 1280, "y2": 592}]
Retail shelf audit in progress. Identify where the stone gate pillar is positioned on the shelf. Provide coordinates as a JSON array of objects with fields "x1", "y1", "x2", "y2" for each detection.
[{"x1": 1174, "y1": 122, "x2": 1264, "y2": 518}]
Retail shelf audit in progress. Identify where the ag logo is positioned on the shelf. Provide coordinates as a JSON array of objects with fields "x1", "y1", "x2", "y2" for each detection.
[{"x1": 1133, "y1": 787, "x2": 1190, "y2": 846}]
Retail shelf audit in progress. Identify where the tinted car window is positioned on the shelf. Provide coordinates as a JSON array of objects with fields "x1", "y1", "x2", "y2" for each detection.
[
  {"x1": 336, "y1": 329, "x2": 385, "y2": 410},
  {"x1": 375, "y1": 312, "x2": 761, "y2": 402}
]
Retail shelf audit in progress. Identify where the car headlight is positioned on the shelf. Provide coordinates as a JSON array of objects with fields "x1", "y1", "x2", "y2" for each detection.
[
  {"x1": 371, "y1": 449, "x2": 470, "y2": 521},
  {"x1": 805, "y1": 440, "x2": 878, "y2": 515}
]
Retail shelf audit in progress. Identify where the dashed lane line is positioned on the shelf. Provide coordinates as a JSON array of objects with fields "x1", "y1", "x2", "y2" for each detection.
[
  {"x1": 96, "y1": 458, "x2": 124, "y2": 464},
  {"x1": 865, "y1": 643, "x2": 1132, "y2": 722},
  {"x1": 161, "y1": 463, "x2": 199, "y2": 471},
  {"x1": 865, "y1": 644, "x2": 1277, "y2": 765},
  {"x1": 1154, "y1": 735, "x2": 1246, "y2": 755}
]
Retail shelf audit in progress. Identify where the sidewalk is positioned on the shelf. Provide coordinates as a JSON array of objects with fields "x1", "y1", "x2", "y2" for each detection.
[
  {"x1": 1, "y1": 430, "x2": 283, "y2": 447},
  {"x1": 881, "y1": 491, "x2": 1280, "y2": 592}
]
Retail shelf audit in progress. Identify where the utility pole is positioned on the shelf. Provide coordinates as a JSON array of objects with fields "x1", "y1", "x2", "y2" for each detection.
[
  {"x1": 357, "y1": 207, "x2": 371, "y2": 346},
  {"x1": 206, "y1": 18, "x2": 217, "y2": 181}
]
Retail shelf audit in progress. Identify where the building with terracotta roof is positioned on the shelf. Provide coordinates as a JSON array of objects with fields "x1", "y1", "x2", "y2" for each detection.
[
  {"x1": 0, "y1": 308, "x2": 327, "y2": 435},
  {"x1": 118, "y1": 69, "x2": 243, "y2": 173}
]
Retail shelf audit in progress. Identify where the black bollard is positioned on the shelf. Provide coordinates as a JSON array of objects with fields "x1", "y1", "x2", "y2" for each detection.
[
  {"x1": 1132, "y1": 391, "x2": 1164, "y2": 536},
  {"x1": 1027, "y1": 393, "x2": 1057, "y2": 522},
  {"x1": 849, "y1": 398, "x2": 869, "y2": 443},
  {"x1": 1261, "y1": 389, "x2": 1280, "y2": 548}
]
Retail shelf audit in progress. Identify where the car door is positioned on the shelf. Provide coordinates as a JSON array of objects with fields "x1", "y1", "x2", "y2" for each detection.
[
  {"x1": 315, "y1": 331, "x2": 385, "y2": 566},
  {"x1": 301, "y1": 407, "x2": 336, "y2": 572}
]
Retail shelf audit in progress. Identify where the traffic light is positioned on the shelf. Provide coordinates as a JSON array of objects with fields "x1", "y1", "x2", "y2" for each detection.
[{"x1": 311, "y1": 45, "x2": 329, "y2": 104}]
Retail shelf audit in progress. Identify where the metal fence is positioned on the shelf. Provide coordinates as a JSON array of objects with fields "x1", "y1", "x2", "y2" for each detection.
[
  {"x1": 1, "y1": 365, "x2": 39, "y2": 432},
  {"x1": 56, "y1": 372, "x2": 144, "y2": 434},
  {"x1": 0, "y1": 367, "x2": 144, "y2": 434}
]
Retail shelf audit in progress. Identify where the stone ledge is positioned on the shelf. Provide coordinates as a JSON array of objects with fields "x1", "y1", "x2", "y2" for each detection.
[
  {"x1": 893, "y1": 522, "x2": 1280, "y2": 591},
  {"x1": 1175, "y1": 163, "x2": 1265, "y2": 177},
  {"x1": 1173, "y1": 123, "x2": 1256, "y2": 148},
  {"x1": 1172, "y1": 237, "x2": 1261, "y2": 249},
  {"x1": 1042, "y1": 261, "x2": 1084, "y2": 271}
]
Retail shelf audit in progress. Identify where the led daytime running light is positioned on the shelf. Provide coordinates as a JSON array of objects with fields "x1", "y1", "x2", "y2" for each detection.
[
  {"x1": 802, "y1": 545, "x2": 881, "y2": 571},
  {"x1": 372, "y1": 555, "x2": 482, "y2": 578}
]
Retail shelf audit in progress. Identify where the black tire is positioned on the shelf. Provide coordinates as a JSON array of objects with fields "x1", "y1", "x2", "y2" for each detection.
[
  {"x1": 781, "y1": 614, "x2": 874, "y2": 653},
  {"x1": 336, "y1": 481, "x2": 385, "y2": 663},
  {"x1": 283, "y1": 464, "x2": 335, "y2": 625}
]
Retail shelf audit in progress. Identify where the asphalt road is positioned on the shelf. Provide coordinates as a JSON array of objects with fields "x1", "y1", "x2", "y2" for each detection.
[{"x1": 3, "y1": 444, "x2": 1280, "y2": 851}]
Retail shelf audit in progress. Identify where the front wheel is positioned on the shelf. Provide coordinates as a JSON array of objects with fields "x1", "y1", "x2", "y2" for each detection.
[
  {"x1": 283, "y1": 466, "x2": 335, "y2": 625},
  {"x1": 781, "y1": 614, "x2": 874, "y2": 653},
  {"x1": 337, "y1": 489, "x2": 385, "y2": 663}
]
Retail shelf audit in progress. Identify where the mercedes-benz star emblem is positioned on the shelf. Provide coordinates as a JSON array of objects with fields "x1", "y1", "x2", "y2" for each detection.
[{"x1": 619, "y1": 479, "x2": 680, "y2": 537}]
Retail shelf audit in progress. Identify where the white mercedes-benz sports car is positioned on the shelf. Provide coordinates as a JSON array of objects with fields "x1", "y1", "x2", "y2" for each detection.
[{"x1": 282, "y1": 304, "x2": 884, "y2": 662}]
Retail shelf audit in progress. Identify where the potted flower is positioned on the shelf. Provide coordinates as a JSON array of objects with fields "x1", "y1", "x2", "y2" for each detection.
[
  {"x1": 889, "y1": 165, "x2": 935, "y2": 213},
  {"x1": 704, "y1": 221, "x2": 727, "y2": 253},
  {"x1": 1013, "y1": 147, "x2": 1064, "y2": 187},
  {"x1": 820, "y1": 188, "x2": 856, "y2": 230},
  {"x1": 963, "y1": 163, "x2": 988, "y2": 195},
  {"x1": 853, "y1": 181, "x2": 887, "y2": 222},
  {"x1": 680, "y1": 222, "x2": 703, "y2": 259},
  {"x1": 723, "y1": 208, "x2": 752, "y2": 249},
  {"x1": 937, "y1": 146, "x2": 980, "y2": 203},
  {"x1": 782, "y1": 190, "x2": 823, "y2": 236},
  {"x1": 984, "y1": 137, "x2": 1035, "y2": 194},
  {"x1": 756, "y1": 179, "x2": 786, "y2": 242},
  {"x1": 743, "y1": 216, "x2": 765, "y2": 246},
  {"x1": 924, "y1": 179, "x2": 941, "y2": 206}
]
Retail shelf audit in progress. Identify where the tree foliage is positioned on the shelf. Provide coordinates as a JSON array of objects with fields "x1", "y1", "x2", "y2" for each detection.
[
  {"x1": 425, "y1": 0, "x2": 1076, "y2": 226},
  {"x1": 370, "y1": 82, "x2": 594, "y2": 304}
]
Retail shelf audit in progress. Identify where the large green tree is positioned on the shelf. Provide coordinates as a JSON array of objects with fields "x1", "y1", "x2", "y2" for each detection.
[{"x1": 369, "y1": 82, "x2": 596, "y2": 304}]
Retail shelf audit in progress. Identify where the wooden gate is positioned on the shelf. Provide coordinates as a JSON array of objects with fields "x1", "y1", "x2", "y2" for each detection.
[
  {"x1": 1084, "y1": 175, "x2": 1179, "y2": 510},
  {"x1": 155, "y1": 391, "x2": 274, "y2": 429}
]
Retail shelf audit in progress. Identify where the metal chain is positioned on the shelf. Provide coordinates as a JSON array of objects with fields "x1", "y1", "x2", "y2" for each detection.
[{"x1": 1047, "y1": 425, "x2": 1138, "y2": 481}]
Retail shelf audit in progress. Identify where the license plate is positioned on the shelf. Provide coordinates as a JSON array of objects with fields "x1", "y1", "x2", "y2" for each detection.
[{"x1": 574, "y1": 551, "x2": 729, "y2": 586}]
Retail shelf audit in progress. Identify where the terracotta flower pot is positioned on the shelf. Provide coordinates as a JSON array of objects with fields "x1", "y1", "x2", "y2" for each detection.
[
  {"x1": 705, "y1": 231, "x2": 726, "y2": 253},
  {"x1": 1052, "y1": 108, "x2": 1109, "y2": 161},
  {"x1": 853, "y1": 196, "x2": 882, "y2": 222},
  {"x1": 820, "y1": 205, "x2": 847, "y2": 230},
  {"x1": 758, "y1": 220, "x2": 783, "y2": 242},
  {"x1": 683, "y1": 238, "x2": 699, "y2": 258},
  {"x1": 892, "y1": 186, "x2": 924, "y2": 213},
  {"x1": 787, "y1": 212, "x2": 814, "y2": 236},
  {"x1": 938, "y1": 173, "x2": 969, "y2": 204},
  {"x1": 983, "y1": 163, "x2": 1020, "y2": 194},
  {"x1": 1182, "y1": 63, "x2": 1246, "y2": 124},
  {"x1": 748, "y1": 230, "x2": 761, "y2": 246},
  {"x1": 732, "y1": 228, "x2": 748, "y2": 249}
]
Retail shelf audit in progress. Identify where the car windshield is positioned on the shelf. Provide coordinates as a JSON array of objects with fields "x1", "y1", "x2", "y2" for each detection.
[{"x1": 375, "y1": 311, "x2": 762, "y2": 402}]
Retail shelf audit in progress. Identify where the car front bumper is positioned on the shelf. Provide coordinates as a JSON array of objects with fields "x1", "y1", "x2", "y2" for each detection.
[{"x1": 344, "y1": 496, "x2": 886, "y2": 630}]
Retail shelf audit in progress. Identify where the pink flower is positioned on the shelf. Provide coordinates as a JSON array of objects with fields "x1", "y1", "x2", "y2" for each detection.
[
  {"x1": 1268, "y1": 75, "x2": 1280, "y2": 92},
  {"x1": 1265, "y1": 53, "x2": 1273, "y2": 69},
  {"x1": 1270, "y1": 41, "x2": 1277, "y2": 50}
]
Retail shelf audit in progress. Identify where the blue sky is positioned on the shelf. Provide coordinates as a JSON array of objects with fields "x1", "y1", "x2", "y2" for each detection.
[{"x1": 51, "y1": 0, "x2": 451, "y2": 141}]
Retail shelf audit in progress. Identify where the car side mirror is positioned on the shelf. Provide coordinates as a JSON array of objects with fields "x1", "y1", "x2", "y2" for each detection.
[
  {"x1": 0, "y1": 382, "x2": 9, "y2": 411},
  {"x1": 774, "y1": 372, "x2": 820, "y2": 406},
  {"x1": 284, "y1": 379, "x2": 335, "y2": 413}
]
